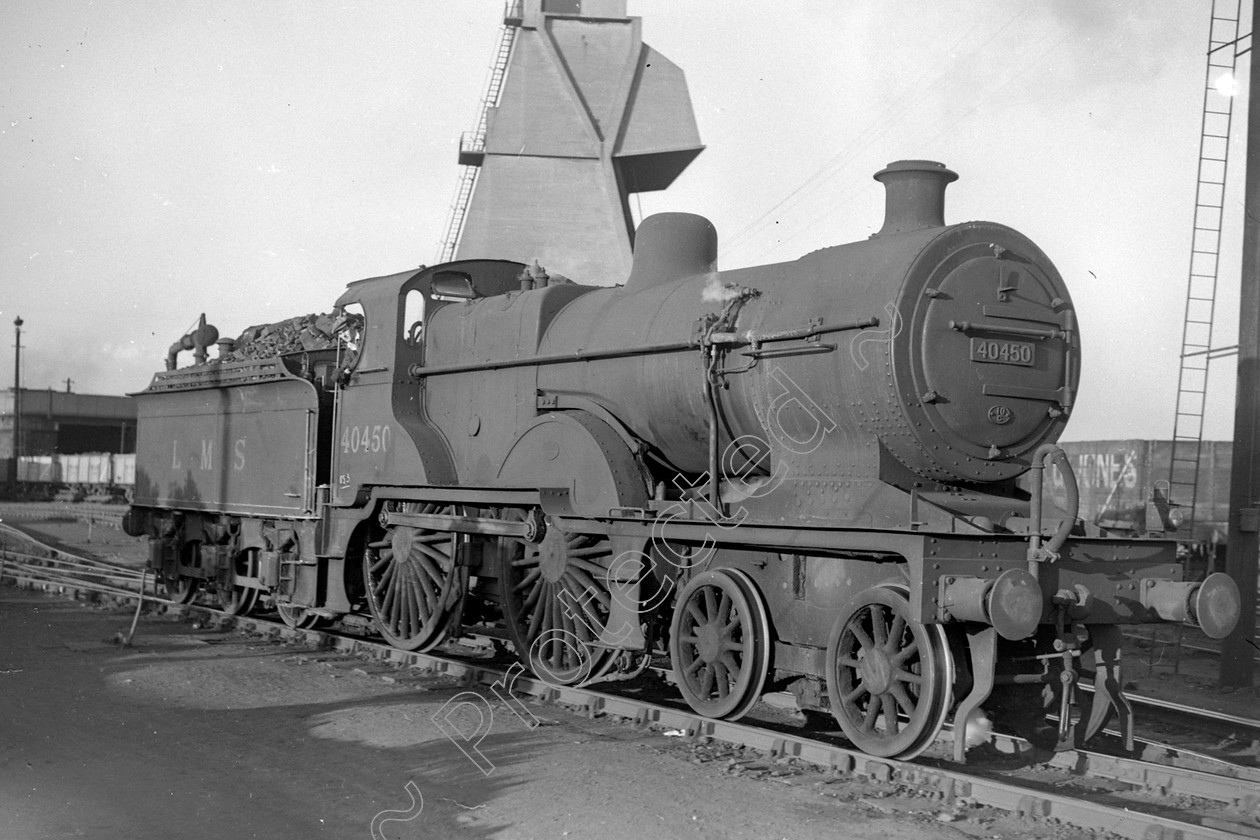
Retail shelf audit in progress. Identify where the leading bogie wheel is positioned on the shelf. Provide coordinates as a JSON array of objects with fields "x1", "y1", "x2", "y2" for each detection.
[
  {"x1": 670, "y1": 568, "x2": 771, "y2": 721},
  {"x1": 825, "y1": 585, "x2": 953, "y2": 760}
]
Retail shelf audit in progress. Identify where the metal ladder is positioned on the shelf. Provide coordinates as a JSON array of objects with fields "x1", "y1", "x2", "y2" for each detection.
[
  {"x1": 437, "y1": 11, "x2": 521, "y2": 264},
  {"x1": 1169, "y1": 0, "x2": 1246, "y2": 533},
  {"x1": 438, "y1": 164, "x2": 480, "y2": 265}
]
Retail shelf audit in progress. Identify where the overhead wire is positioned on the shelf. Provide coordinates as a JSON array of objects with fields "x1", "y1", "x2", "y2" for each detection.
[
  {"x1": 721, "y1": 6, "x2": 1035, "y2": 266},
  {"x1": 722, "y1": 8, "x2": 1028, "y2": 258},
  {"x1": 751, "y1": 23, "x2": 1075, "y2": 264}
]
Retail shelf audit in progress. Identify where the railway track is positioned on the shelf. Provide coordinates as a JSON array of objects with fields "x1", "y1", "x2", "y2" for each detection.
[
  {"x1": 2, "y1": 525, "x2": 1258, "y2": 839},
  {"x1": 1125, "y1": 620, "x2": 1260, "y2": 669},
  {"x1": 0, "y1": 501, "x2": 126, "y2": 529}
]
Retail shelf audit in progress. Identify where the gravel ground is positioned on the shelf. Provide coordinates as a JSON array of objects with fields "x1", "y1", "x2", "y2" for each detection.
[{"x1": 0, "y1": 589, "x2": 1046, "y2": 840}]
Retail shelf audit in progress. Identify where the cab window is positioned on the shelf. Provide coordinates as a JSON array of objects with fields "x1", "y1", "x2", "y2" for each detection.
[
  {"x1": 335, "y1": 302, "x2": 365, "y2": 382},
  {"x1": 402, "y1": 289, "x2": 426, "y2": 347}
]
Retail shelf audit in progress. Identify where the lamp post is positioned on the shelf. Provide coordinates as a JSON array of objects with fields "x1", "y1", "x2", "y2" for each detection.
[{"x1": 11, "y1": 317, "x2": 22, "y2": 485}]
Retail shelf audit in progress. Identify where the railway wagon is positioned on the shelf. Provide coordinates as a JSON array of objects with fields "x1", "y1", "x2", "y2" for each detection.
[
  {"x1": 1043, "y1": 439, "x2": 1232, "y2": 544},
  {"x1": 15, "y1": 452, "x2": 135, "y2": 497},
  {"x1": 110, "y1": 452, "x2": 136, "y2": 488},
  {"x1": 125, "y1": 161, "x2": 1241, "y2": 761},
  {"x1": 16, "y1": 456, "x2": 58, "y2": 485},
  {"x1": 59, "y1": 452, "x2": 114, "y2": 487}
]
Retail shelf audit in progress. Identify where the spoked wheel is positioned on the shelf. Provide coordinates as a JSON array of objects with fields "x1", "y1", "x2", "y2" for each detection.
[
  {"x1": 215, "y1": 549, "x2": 261, "y2": 616},
  {"x1": 670, "y1": 568, "x2": 771, "y2": 721},
  {"x1": 275, "y1": 601, "x2": 321, "y2": 630},
  {"x1": 161, "y1": 541, "x2": 200, "y2": 604},
  {"x1": 160, "y1": 570, "x2": 198, "y2": 604},
  {"x1": 498, "y1": 511, "x2": 615, "y2": 685},
  {"x1": 825, "y1": 585, "x2": 953, "y2": 760},
  {"x1": 363, "y1": 502, "x2": 463, "y2": 652}
]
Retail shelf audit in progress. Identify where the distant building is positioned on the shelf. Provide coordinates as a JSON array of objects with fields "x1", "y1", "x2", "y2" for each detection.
[{"x1": 0, "y1": 388, "x2": 136, "y2": 479}]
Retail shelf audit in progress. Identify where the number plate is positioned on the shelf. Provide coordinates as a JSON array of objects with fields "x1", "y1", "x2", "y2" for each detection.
[{"x1": 970, "y1": 338, "x2": 1035, "y2": 367}]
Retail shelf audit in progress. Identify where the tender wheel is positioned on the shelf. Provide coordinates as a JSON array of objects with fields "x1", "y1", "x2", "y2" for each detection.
[
  {"x1": 498, "y1": 512, "x2": 615, "y2": 685},
  {"x1": 160, "y1": 571, "x2": 196, "y2": 604},
  {"x1": 670, "y1": 569, "x2": 771, "y2": 721},
  {"x1": 161, "y1": 541, "x2": 199, "y2": 604},
  {"x1": 825, "y1": 585, "x2": 953, "y2": 759},
  {"x1": 160, "y1": 571, "x2": 198, "y2": 604},
  {"x1": 363, "y1": 503, "x2": 462, "y2": 652},
  {"x1": 275, "y1": 601, "x2": 320, "y2": 629},
  {"x1": 215, "y1": 549, "x2": 260, "y2": 616}
]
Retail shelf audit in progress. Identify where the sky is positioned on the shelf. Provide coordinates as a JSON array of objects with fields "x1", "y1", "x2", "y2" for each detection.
[{"x1": 0, "y1": 1, "x2": 1251, "y2": 442}]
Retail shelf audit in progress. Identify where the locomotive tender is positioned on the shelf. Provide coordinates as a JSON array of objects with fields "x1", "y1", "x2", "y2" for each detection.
[{"x1": 125, "y1": 161, "x2": 1241, "y2": 761}]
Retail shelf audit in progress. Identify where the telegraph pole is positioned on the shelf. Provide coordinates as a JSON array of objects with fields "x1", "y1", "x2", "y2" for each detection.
[
  {"x1": 1221, "y1": 0, "x2": 1260, "y2": 688},
  {"x1": 10, "y1": 316, "x2": 22, "y2": 485}
]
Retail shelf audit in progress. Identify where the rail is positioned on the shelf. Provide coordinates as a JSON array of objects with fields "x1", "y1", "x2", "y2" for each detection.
[{"x1": 0, "y1": 502, "x2": 126, "y2": 528}]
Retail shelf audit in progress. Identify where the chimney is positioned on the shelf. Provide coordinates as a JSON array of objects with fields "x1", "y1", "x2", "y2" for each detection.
[{"x1": 873, "y1": 160, "x2": 958, "y2": 236}]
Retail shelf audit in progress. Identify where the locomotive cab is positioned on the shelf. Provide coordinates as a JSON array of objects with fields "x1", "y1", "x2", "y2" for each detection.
[{"x1": 326, "y1": 260, "x2": 526, "y2": 506}]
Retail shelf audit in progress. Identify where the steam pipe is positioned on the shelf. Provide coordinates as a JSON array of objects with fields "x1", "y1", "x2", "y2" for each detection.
[
  {"x1": 1026, "y1": 444, "x2": 1078, "y2": 579},
  {"x1": 705, "y1": 378, "x2": 721, "y2": 515}
]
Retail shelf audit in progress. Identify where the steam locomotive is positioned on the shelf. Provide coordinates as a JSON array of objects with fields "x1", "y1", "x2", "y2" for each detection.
[{"x1": 124, "y1": 161, "x2": 1241, "y2": 761}]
